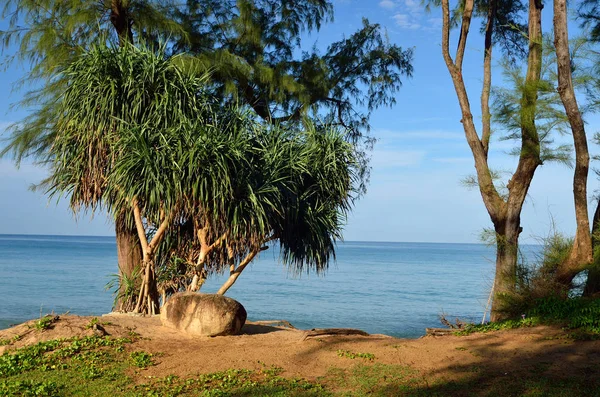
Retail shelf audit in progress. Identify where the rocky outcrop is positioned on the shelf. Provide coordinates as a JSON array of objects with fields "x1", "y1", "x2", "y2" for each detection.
[{"x1": 160, "y1": 292, "x2": 247, "y2": 337}]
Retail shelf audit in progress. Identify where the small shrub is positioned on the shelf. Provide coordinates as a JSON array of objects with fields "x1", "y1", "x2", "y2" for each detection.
[
  {"x1": 130, "y1": 351, "x2": 154, "y2": 368},
  {"x1": 85, "y1": 317, "x2": 99, "y2": 329},
  {"x1": 0, "y1": 379, "x2": 62, "y2": 397},
  {"x1": 32, "y1": 315, "x2": 58, "y2": 332},
  {"x1": 0, "y1": 335, "x2": 20, "y2": 346},
  {"x1": 336, "y1": 349, "x2": 375, "y2": 361}
]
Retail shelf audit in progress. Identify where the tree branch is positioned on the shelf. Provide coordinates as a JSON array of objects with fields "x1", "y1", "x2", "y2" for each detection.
[
  {"x1": 481, "y1": 0, "x2": 497, "y2": 157},
  {"x1": 455, "y1": 0, "x2": 474, "y2": 69},
  {"x1": 147, "y1": 207, "x2": 171, "y2": 252},
  {"x1": 132, "y1": 198, "x2": 149, "y2": 255}
]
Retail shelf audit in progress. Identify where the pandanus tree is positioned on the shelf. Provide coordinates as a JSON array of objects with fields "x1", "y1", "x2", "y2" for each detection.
[
  {"x1": 45, "y1": 43, "x2": 209, "y2": 311},
  {"x1": 108, "y1": 114, "x2": 358, "y2": 313},
  {"x1": 0, "y1": 0, "x2": 186, "y2": 310},
  {"x1": 2, "y1": 1, "x2": 411, "y2": 310},
  {"x1": 47, "y1": 43, "x2": 358, "y2": 314}
]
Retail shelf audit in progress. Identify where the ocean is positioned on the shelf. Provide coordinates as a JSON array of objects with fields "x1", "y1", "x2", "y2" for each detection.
[{"x1": 0, "y1": 234, "x2": 521, "y2": 338}]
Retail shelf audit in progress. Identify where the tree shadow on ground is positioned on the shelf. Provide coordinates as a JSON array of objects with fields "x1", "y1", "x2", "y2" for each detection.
[{"x1": 302, "y1": 328, "x2": 600, "y2": 396}]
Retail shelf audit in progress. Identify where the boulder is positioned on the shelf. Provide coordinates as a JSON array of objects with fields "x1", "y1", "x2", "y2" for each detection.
[{"x1": 160, "y1": 292, "x2": 247, "y2": 336}]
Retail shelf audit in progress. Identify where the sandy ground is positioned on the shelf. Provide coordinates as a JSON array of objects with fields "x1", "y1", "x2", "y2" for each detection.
[{"x1": 2, "y1": 314, "x2": 600, "y2": 390}]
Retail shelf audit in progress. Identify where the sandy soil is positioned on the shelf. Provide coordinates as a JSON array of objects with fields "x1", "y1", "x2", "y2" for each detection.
[{"x1": 2, "y1": 314, "x2": 600, "y2": 390}]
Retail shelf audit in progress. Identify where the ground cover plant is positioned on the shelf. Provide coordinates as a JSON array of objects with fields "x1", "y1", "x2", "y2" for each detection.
[{"x1": 457, "y1": 296, "x2": 600, "y2": 338}]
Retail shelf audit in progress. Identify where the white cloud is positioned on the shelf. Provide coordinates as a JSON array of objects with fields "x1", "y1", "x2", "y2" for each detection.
[
  {"x1": 392, "y1": 13, "x2": 421, "y2": 30},
  {"x1": 379, "y1": 0, "x2": 396, "y2": 9}
]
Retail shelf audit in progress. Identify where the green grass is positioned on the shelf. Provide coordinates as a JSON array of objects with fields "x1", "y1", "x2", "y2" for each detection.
[
  {"x1": 457, "y1": 297, "x2": 600, "y2": 338},
  {"x1": 336, "y1": 349, "x2": 375, "y2": 361}
]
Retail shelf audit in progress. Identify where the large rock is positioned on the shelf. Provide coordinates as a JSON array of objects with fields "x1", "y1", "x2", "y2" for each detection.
[{"x1": 160, "y1": 292, "x2": 247, "y2": 337}]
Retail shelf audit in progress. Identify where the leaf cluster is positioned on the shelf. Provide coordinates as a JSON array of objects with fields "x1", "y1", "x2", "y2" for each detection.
[
  {"x1": 172, "y1": 1, "x2": 413, "y2": 148},
  {"x1": 46, "y1": 43, "x2": 359, "y2": 279}
]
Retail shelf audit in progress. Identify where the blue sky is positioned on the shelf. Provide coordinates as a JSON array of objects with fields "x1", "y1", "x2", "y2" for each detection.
[{"x1": 0, "y1": 0, "x2": 596, "y2": 243}]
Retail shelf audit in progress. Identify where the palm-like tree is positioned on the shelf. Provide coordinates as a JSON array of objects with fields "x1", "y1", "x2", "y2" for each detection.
[
  {"x1": 1, "y1": 0, "x2": 186, "y2": 310},
  {"x1": 46, "y1": 43, "x2": 210, "y2": 312},
  {"x1": 47, "y1": 42, "x2": 359, "y2": 314}
]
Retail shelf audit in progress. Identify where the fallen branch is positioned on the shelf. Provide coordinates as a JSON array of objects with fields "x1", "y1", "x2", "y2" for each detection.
[
  {"x1": 303, "y1": 328, "x2": 369, "y2": 340},
  {"x1": 425, "y1": 328, "x2": 456, "y2": 337},
  {"x1": 250, "y1": 320, "x2": 297, "y2": 329}
]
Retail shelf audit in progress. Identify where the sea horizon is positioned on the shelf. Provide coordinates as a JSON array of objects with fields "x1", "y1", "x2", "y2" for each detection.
[
  {"x1": 0, "y1": 234, "x2": 540, "y2": 337},
  {"x1": 0, "y1": 232, "x2": 543, "y2": 247}
]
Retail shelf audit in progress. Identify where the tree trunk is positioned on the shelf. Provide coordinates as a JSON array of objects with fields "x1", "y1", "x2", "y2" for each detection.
[
  {"x1": 110, "y1": 0, "x2": 133, "y2": 46},
  {"x1": 440, "y1": 0, "x2": 542, "y2": 322},
  {"x1": 131, "y1": 200, "x2": 170, "y2": 315},
  {"x1": 490, "y1": 219, "x2": 521, "y2": 321},
  {"x1": 115, "y1": 212, "x2": 143, "y2": 312},
  {"x1": 584, "y1": 201, "x2": 600, "y2": 296},
  {"x1": 554, "y1": 0, "x2": 593, "y2": 286},
  {"x1": 134, "y1": 256, "x2": 160, "y2": 315}
]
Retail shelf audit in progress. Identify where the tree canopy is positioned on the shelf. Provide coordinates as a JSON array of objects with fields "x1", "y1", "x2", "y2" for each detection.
[{"x1": 44, "y1": 42, "x2": 358, "y2": 313}]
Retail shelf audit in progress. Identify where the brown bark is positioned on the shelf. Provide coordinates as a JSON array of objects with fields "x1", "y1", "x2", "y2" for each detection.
[
  {"x1": 115, "y1": 211, "x2": 143, "y2": 311},
  {"x1": 132, "y1": 200, "x2": 170, "y2": 315},
  {"x1": 110, "y1": 0, "x2": 133, "y2": 46},
  {"x1": 441, "y1": 0, "x2": 543, "y2": 321},
  {"x1": 584, "y1": 201, "x2": 600, "y2": 296},
  {"x1": 481, "y1": 0, "x2": 496, "y2": 158},
  {"x1": 216, "y1": 248, "x2": 260, "y2": 295},
  {"x1": 553, "y1": 0, "x2": 593, "y2": 286}
]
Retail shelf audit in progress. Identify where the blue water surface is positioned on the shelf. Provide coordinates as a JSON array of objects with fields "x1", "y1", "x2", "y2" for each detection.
[{"x1": 0, "y1": 234, "x2": 531, "y2": 337}]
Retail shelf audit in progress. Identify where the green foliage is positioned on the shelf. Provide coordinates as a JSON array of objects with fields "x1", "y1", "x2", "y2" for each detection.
[
  {"x1": 0, "y1": 336, "x2": 134, "y2": 378},
  {"x1": 45, "y1": 42, "x2": 210, "y2": 212},
  {"x1": 0, "y1": 379, "x2": 62, "y2": 397},
  {"x1": 580, "y1": 0, "x2": 600, "y2": 42},
  {"x1": 459, "y1": 296, "x2": 600, "y2": 336},
  {"x1": 106, "y1": 266, "x2": 143, "y2": 312},
  {"x1": 130, "y1": 351, "x2": 154, "y2": 368},
  {"x1": 0, "y1": 0, "x2": 185, "y2": 164},
  {"x1": 0, "y1": 335, "x2": 20, "y2": 346},
  {"x1": 175, "y1": 1, "x2": 413, "y2": 149},
  {"x1": 492, "y1": 40, "x2": 573, "y2": 167},
  {"x1": 85, "y1": 317, "x2": 99, "y2": 330},
  {"x1": 493, "y1": 228, "x2": 577, "y2": 319},
  {"x1": 336, "y1": 350, "x2": 376, "y2": 361},
  {"x1": 457, "y1": 317, "x2": 540, "y2": 335},
  {"x1": 31, "y1": 315, "x2": 58, "y2": 332},
  {"x1": 529, "y1": 296, "x2": 600, "y2": 333}
]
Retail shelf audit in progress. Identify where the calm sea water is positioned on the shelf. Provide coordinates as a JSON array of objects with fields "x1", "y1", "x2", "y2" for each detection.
[{"x1": 0, "y1": 234, "x2": 532, "y2": 338}]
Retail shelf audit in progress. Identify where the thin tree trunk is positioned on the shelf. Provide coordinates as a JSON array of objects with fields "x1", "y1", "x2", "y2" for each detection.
[
  {"x1": 554, "y1": 0, "x2": 593, "y2": 285},
  {"x1": 216, "y1": 249, "x2": 260, "y2": 295},
  {"x1": 584, "y1": 201, "x2": 600, "y2": 296},
  {"x1": 131, "y1": 200, "x2": 170, "y2": 315},
  {"x1": 440, "y1": 0, "x2": 542, "y2": 322},
  {"x1": 115, "y1": 211, "x2": 143, "y2": 311}
]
